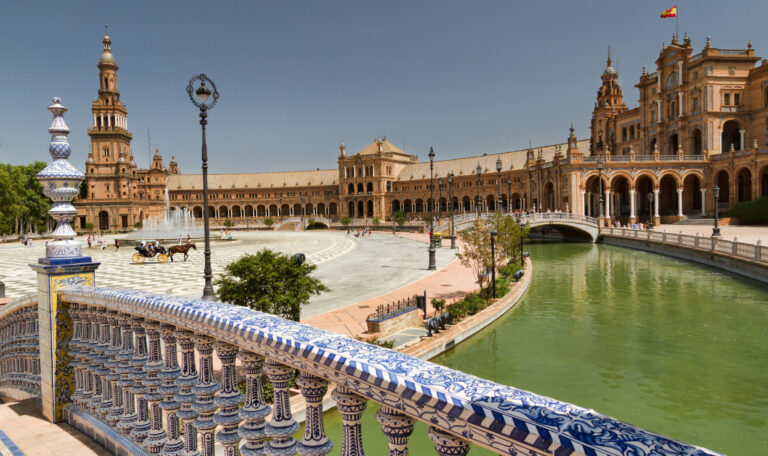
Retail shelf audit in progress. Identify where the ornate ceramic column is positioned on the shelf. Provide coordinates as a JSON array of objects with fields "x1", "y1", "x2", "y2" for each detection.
[
  {"x1": 653, "y1": 188, "x2": 660, "y2": 220},
  {"x1": 115, "y1": 313, "x2": 136, "y2": 436},
  {"x1": 265, "y1": 358, "x2": 299, "y2": 455},
  {"x1": 129, "y1": 317, "x2": 150, "y2": 444},
  {"x1": 214, "y1": 343, "x2": 243, "y2": 456},
  {"x1": 296, "y1": 372, "x2": 333, "y2": 455},
  {"x1": 238, "y1": 352, "x2": 270, "y2": 456},
  {"x1": 105, "y1": 311, "x2": 123, "y2": 426},
  {"x1": 332, "y1": 385, "x2": 367, "y2": 456},
  {"x1": 159, "y1": 324, "x2": 183, "y2": 455},
  {"x1": 95, "y1": 313, "x2": 113, "y2": 419},
  {"x1": 192, "y1": 335, "x2": 220, "y2": 456},
  {"x1": 376, "y1": 405, "x2": 414, "y2": 456},
  {"x1": 629, "y1": 189, "x2": 636, "y2": 222},
  {"x1": 68, "y1": 303, "x2": 85, "y2": 408},
  {"x1": 31, "y1": 97, "x2": 100, "y2": 422},
  {"x1": 143, "y1": 322, "x2": 167, "y2": 453},
  {"x1": 175, "y1": 330, "x2": 200, "y2": 456},
  {"x1": 86, "y1": 307, "x2": 103, "y2": 416},
  {"x1": 428, "y1": 426, "x2": 470, "y2": 456}
]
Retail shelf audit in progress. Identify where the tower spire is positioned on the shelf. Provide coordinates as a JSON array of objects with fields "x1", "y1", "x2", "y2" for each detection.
[{"x1": 607, "y1": 46, "x2": 612, "y2": 68}]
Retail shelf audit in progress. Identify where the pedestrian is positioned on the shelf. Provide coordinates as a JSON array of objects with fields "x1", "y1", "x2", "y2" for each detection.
[
  {"x1": 87, "y1": 235, "x2": 92, "y2": 248},
  {"x1": 177, "y1": 234, "x2": 182, "y2": 245},
  {"x1": 115, "y1": 239, "x2": 120, "y2": 253}
]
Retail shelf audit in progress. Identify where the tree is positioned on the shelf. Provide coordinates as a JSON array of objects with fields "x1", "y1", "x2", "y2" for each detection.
[
  {"x1": 263, "y1": 218, "x2": 274, "y2": 228},
  {"x1": 340, "y1": 216, "x2": 351, "y2": 227},
  {"x1": 372, "y1": 217, "x2": 380, "y2": 227},
  {"x1": 222, "y1": 219, "x2": 234, "y2": 228},
  {"x1": 307, "y1": 217, "x2": 315, "y2": 229},
  {"x1": 85, "y1": 222, "x2": 95, "y2": 232},
  {"x1": 134, "y1": 221, "x2": 143, "y2": 229},
  {"x1": 457, "y1": 219, "x2": 494, "y2": 287},
  {"x1": 394, "y1": 210, "x2": 406, "y2": 228},
  {"x1": 215, "y1": 249, "x2": 329, "y2": 322},
  {"x1": 491, "y1": 214, "x2": 529, "y2": 269}
]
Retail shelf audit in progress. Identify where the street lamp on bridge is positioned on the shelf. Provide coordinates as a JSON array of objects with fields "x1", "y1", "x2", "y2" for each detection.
[
  {"x1": 496, "y1": 157, "x2": 503, "y2": 213},
  {"x1": 712, "y1": 185, "x2": 721, "y2": 237},
  {"x1": 187, "y1": 74, "x2": 219, "y2": 300},
  {"x1": 448, "y1": 172, "x2": 456, "y2": 249},
  {"x1": 428, "y1": 147, "x2": 437, "y2": 271},
  {"x1": 476, "y1": 164, "x2": 483, "y2": 217}
]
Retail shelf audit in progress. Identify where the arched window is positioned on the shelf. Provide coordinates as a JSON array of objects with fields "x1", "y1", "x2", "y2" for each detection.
[
  {"x1": 357, "y1": 183, "x2": 363, "y2": 193},
  {"x1": 622, "y1": 127, "x2": 627, "y2": 142},
  {"x1": 666, "y1": 71, "x2": 679, "y2": 89},
  {"x1": 348, "y1": 183, "x2": 354, "y2": 194},
  {"x1": 764, "y1": 87, "x2": 768, "y2": 107},
  {"x1": 366, "y1": 182, "x2": 373, "y2": 193},
  {"x1": 629, "y1": 125, "x2": 635, "y2": 139}
]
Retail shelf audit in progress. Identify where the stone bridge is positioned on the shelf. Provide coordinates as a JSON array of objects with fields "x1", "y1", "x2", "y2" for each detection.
[{"x1": 438, "y1": 212, "x2": 600, "y2": 242}]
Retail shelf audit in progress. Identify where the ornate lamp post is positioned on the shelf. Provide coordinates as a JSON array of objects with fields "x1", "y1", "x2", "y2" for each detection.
[
  {"x1": 428, "y1": 147, "x2": 436, "y2": 271},
  {"x1": 300, "y1": 192, "x2": 305, "y2": 230},
  {"x1": 391, "y1": 187, "x2": 397, "y2": 234},
  {"x1": 507, "y1": 178, "x2": 512, "y2": 213},
  {"x1": 519, "y1": 221, "x2": 526, "y2": 266},
  {"x1": 448, "y1": 172, "x2": 456, "y2": 249},
  {"x1": 279, "y1": 195, "x2": 283, "y2": 221},
  {"x1": 490, "y1": 230, "x2": 498, "y2": 299},
  {"x1": 712, "y1": 185, "x2": 721, "y2": 237},
  {"x1": 187, "y1": 74, "x2": 219, "y2": 300},
  {"x1": 597, "y1": 158, "x2": 604, "y2": 224},
  {"x1": 647, "y1": 191, "x2": 654, "y2": 230},
  {"x1": 476, "y1": 164, "x2": 483, "y2": 217},
  {"x1": 496, "y1": 157, "x2": 503, "y2": 213}
]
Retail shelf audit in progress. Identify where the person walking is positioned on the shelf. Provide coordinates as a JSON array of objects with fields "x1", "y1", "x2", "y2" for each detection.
[
  {"x1": 115, "y1": 239, "x2": 120, "y2": 253},
  {"x1": 87, "y1": 235, "x2": 92, "y2": 249}
]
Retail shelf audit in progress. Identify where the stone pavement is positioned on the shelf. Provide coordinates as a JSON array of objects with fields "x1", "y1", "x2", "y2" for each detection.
[
  {"x1": 0, "y1": 399, "x2": 109, "y2": 455},
  {"x1": 656, "y1": 223, "x2": 768, "y2": 244}
]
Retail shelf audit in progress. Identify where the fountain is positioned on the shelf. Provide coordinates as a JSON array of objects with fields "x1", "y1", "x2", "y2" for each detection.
[{"x1": 122, "y1": 188, "x2": 204, "y2": 243}]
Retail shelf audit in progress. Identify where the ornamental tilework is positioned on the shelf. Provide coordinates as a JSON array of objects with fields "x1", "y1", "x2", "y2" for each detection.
[{"x1": 58, "y1": 286, "x2": 722, "y2": 456}]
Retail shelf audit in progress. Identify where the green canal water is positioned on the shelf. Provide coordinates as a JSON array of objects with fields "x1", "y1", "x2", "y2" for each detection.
[{"x1": 319, "y1": 243, "x2": 768, "y2": 455}]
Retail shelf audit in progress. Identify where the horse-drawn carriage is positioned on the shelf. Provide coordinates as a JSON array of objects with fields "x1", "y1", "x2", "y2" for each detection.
[{"x1": 132, "y1": 243, "x2": 170, "y2": 264}]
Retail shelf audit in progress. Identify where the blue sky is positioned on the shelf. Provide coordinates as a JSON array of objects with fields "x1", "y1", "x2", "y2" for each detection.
[{"x1": 1, "y1": 1, "x2": 766, "y2": 173}]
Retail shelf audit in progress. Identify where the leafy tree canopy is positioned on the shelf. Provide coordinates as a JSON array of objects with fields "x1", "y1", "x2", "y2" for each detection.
[{"x1": 215, "y1": 249, "x2": 329, "y2": 321}]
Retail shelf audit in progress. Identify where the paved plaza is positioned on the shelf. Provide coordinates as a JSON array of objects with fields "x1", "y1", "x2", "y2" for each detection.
[{"x1": 0, "y1": 230, "x2": 457, "y2": 317}]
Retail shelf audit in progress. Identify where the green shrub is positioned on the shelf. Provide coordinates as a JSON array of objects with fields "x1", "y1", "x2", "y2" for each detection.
[
  {"x1": 447, "y1": 301, "x2": 467, "y2": 320},
  {"x1": 431, "y1": 298, "x2": 446, "y2": 315},
  {"x1": 724, "y1": 197, "x2": 768, "y2": 225}
]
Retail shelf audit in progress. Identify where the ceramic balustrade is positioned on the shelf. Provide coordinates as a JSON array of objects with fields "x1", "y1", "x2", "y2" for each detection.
[
  {"x1": 47, "y1": 286, "x2": 722, "y2": 456},
  {"x1": 0, "y1": 294, "x2": 39, "y2": 401}
]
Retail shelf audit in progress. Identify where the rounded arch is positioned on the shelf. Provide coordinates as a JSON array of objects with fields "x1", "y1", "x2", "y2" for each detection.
[
  {"x1": 392, "y1": 199, "x2": 401, "y2": 212},
  {"x1": 581, "y1": 172, "x2": 609, "y2": 190},
  {"x1": 356, "y1": 183, "x2": 364, "y2": 193},
  {"x1": 631, "y1": 172, "x2": 658, "y2": 188},
  {"x1": 98, "y1": 210, "x2": 109, "y2": 231},
  {"x1": 208, "y1": 206, "x2": 216, "y2": 218},
  {"x1": 192, "y1": 206, "x2": 203, "y2": 218},
  {"x1": 280, "y1": 204, "x2": 290, "y2": 217},
  {"x1": 609, "y1": 171, "x2": 634, "y2": 189},
  {"x1": 268, "y1": 204, "x2": 277, "y2": 217},
  {"x1": 366, "y1": 182, "x2": 373, "y2": 193},
  {"x1": 722, "y1": 119, "x2": 741, "y2": 152},
  {"x1": 736, "y1": 167, "x2": 752, "y2": 202},
  {"x1": 610, "y1": 174, "x2": 632, "y2": 220},
  {"x1": 760, "y1": 164, "x2": 768, "y2": 198},
  {"x1": 657, "y1": 170, "x2": 682, "y2": 187},
  {"x1": 256, "y1": 205, "x2": 266, "y2": 217},
  {"x1": 715, "y1": 170, "x2": 730, "y2": 204},
  {"x1": 415, "y1": 199, "x2": 424, "y2": 213},
  {"x1": 348, "y1": 201, "x2": 355, "y2": 217},
  {"x1": 542, "y1": 182, "x2": 555, "y2": 211},
  {"x1": 404, "y1": 199, "x2": 413, "y2": 213},
  {"x1": 329, "y1": 202, "x2": 337, "y2": 216},
  {"x1": 218, "y1": 205, "x2": 229, "y2": 218},
  {"x1": 356, "y1": 200, "x2": 364, "y2": 218},
  {"x1": 348, "y1": 183, "x2": 354, "y2": 194},
  {"x1": 649, "y1": 137, "x2": 657, "y2": 153},
  {"x1": 293, "y1": 203, "x2": 302, "y2": 216},
  {"x1": 366, "y1": 200, "x2": 374, "y2": 217},
  {"x1": 634, "y1": 175, "x2": 655, "y2": 222},
  {"x1": 691, "y1": 128, "x2": 703, "y2": 155},
  {"x1": 231, "y1": 205, "x2": 242, "y2": 218},
  {"x1": 462, "y1": 196, "x2": 471, "y2": 211},
  {"x1": 682, "y1": 173, "x2": 703, "y2": 215},
  {"x1": 658, "y1": 174, "x2": 678, "y2": 216},
  {"x1": 317, "y1": 203, "x2": 326, "y2": 215},
  {"x1": 244, "y1": 205, "x2": 254, "y2": 217}
]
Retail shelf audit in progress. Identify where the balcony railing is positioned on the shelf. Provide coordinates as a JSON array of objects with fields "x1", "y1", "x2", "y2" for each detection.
[{"x1": 0, "y1": 285, "x2": 723, "y2": 456}]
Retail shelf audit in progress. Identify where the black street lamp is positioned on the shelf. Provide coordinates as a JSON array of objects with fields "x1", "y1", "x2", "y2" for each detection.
[
  {"x1": 507, "y1": 178, "x2": 512, "y2": 213},
  {"x1": 391, "y1": 187, "x2": 397, "y2": 234},
  {"x1": 300, "y1": 192, "x2": 305, "y2": 230},
  {"x1": 597, "y1": 158, "x2": 604, "y2": 222},
  {"x1": 428, "y1": 147, "x2": 437, "y2": 271},
  {"x1": 279, "y1": 196, "x2": 283, "y2": 221},
  {"x1": 438, "y1": 178, "x2": 443, "y2": 220},
  {"x1": 476, "y1": 164, "x2": 483, "y2": 217},
  {"x1": 647, "y1": 191, "x2": 654, "y2": 230},
  {"x1": 712, "y1": 185, "x2": 721, "y2": 237},
  {"x1": 519, "y1": 221, "x2": 526, "y2": 266},
  {"x1": 496, "y1": 157, "x2": 503, "y2": 213},
  {"x1": 448, "y1": 172, "x2": 456, "y2": 249},
  {"x1": 187, "y1": 74, "x2": 219, "y2": 300},
  {"x1": 490, "y1": 230, "x2": 498, "y2": 299}
]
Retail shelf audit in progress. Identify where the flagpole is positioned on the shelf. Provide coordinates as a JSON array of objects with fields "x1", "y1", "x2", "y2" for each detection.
[{"x1": 676, "y1": 4, "x2": 679, "y2": 39}]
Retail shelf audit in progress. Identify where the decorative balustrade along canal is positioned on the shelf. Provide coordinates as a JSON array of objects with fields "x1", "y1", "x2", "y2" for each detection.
[{"x1": 0, "y1": 97, "x2": 723, "y2": 456}]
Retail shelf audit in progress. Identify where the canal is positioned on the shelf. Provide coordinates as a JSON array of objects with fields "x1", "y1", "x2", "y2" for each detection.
[{"x1": 320, "y1": 243, "x2": 768, "y2": 455}]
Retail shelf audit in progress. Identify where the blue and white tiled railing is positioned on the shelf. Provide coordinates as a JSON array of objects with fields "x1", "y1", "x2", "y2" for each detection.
[{"x1": 0, "y1": 286, "x2": 711, "y2": 456}]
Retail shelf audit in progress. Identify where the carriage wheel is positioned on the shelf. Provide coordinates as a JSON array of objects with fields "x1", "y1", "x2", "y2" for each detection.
[
  {"x1": 132, "y1": 253, "x2": 145, "y2": 265},
  {"x1": 158, "y1": 254, "x2": 170, "y2": 264}
]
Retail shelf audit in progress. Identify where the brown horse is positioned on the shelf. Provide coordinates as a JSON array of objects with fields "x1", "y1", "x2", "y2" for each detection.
[{"x1": 168, "y1": 243, "x2": 196, "y2": 262}]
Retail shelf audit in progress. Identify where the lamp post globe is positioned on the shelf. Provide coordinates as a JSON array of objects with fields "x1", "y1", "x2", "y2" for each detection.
[
  {"x1": 496, "y1": 157, "x2": 503, "y2": 213},
  {"x1": 712, "y1": 185, "x2": 721, "y2": 237},
  {"x1": 448, "y1": 172, "x2": 456, "y2": 249},
  {"x1": 428, "y1": 147, "x2": 437, "y2": 271},
  {"x1": 476, "y1": 164, "x2": 483, "y2": 217},
  {"x1": 187, "y1": 74, "x2": 219, "y2": 300}
]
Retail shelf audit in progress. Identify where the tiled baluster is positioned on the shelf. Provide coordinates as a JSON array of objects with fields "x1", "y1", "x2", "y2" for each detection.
[
  {"x1": 238, "y1": 352, "x2": 270, "y2": 456},
  {"x1": 296, "y1": 372, "x2": 333, "y2": 456},
  {"x1": 264, "y1": 359, "x2": 299, "y2": 454},
  {"x1": 159, "y1": 324, "x2": 183, "y2": 456},
  {"x1": 130, "y1": 317, "x2": 151, "y2": 444},
  {"x1": 88, "y1": 310, "x2": 108, "y2": 415},
  {"x1": 192, "y1": 335, "x2": 220, "y2": 456},
  {"x1": 78, "y1": 306, "x2": 95, "y2": 410},
  {"x1": 332, "y1": 385, "x2": 367, "y2": 456},
  {"x1": 215, "y1": 344, "x2": 244, "y2": 456},
  {"x1": 69, "y1": 303, "x2": 84, "y2": 406},
  {"x1": 144, "y1": 322, "x2": 167, "y2": 453},
  {"x1": 174, "y1": 330, "x2": 199, "y2": 456},
  {"x1": 106, "y1": 312, "x2": 124, "y2": 427},
  {"x1": 428, "y1": 426, "x2": 470, "y2": 456},
  {"x1": 96, "y1": 311, "x2": 115, "y2": 420},
  {"x1": 375, "y1": 405, "x2": 414, "y2": 456},
  {"x1": 116, "y1": 313, "x2": 136, "y2": 436}
]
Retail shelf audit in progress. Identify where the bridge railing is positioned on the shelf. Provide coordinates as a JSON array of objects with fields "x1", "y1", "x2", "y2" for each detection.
[
  {"x1": 603, "y1": 228, "x2": 767, "y2": 264},
  {"x1": 0, "y1": 286, "x2": 721, "y2": 456},
  {"x1": 441, "y1": 212, "x2": 600, "y2": 232},
  {"x1": 0, "y1": 293, "x2": 40, "y2": 403}
]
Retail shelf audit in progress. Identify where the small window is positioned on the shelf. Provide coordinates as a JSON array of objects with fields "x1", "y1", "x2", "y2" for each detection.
[
  {"x1": 693, "y1": 97, "x2": 699, "y2": 112},
  {"x1": 734, "y1": 93, "x2": 740, "y2": 106},
  {"x1": 651, "y1": 110, "x2": 657, "y2": 122},
  {"x1": 693, "y1": 71, "x2": 699, "y2": 81},
  {"x1": 622, "y1": 128, "x2": 627, "y2": 141},
  {"x1": 723, "y1": 93, "x2": 731, "y2": 106}
]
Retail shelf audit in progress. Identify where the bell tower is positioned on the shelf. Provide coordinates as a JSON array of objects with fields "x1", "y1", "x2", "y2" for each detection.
[{"x1": 590, "y1": 48, "x2": 627, "y2": 155}]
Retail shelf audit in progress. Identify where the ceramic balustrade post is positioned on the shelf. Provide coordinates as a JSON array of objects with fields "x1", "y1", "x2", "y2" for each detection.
[
  {"x1": 130, "y1": 317, "x2": 151, "y2": 444},
  {"x1": 264, "y1": 358, "x2": 298, "y2": 454},
  {"x1": 106, "y1": 312, "x2": 124, "y2": 426},
  {"x1": 174, "y1": 330, "x2": 199, "y2": 456},
  {"x1": 214, "y1": 343, "x2": 244, "y2": 456},
  {"x1": 192, "y1": 335, "x2": 220, "y2": 456},
  {"x1": 81, "y1": 307, "x2": 98, "y2": 411},
  {"x1": 68, "y1": 303, "x2": 84, "y2": 406},
  {"x1": 116, "y1": 313, "x2": 136, "y2": 436},
  {"x1": 159, "y1": 324, "x2": 183, "y2": 455},
  {"x1": 296, "y1": 372, "x2": 333, "y2": 455},
  {"x1": 88, "y1": 310, "x2": 110, "y2": 416},
  {"x1": 332, "y1": 385, "x2": 367, "y2": 456},
  {"x1": 238, "y1": 352, "x2": 270, "y2": 456},
  {"x1": 96, "y1": 311, "x2": 116, "y2": 419},
  {"x1": 428, "y1": 426, "x2": 470, "y2": 456},
  {"x1": 375, "y1": 405, "x2": 415, "y2": 456},
  {"x1": 144, "y1": 322, "x2": 167, "y2": 453}
]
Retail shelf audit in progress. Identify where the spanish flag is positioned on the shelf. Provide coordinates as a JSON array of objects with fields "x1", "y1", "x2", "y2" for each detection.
[{"x1": 660, "y1": 5, "x2": 677, "y2": 18}]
